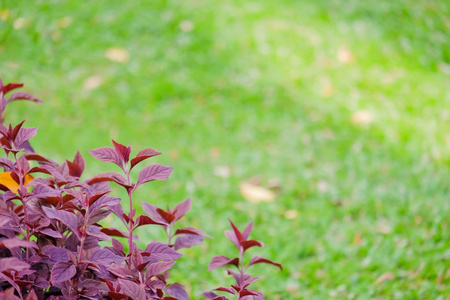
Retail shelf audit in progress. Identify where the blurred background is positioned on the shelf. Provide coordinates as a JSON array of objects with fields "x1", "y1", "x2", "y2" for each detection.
[{"x1": 1, "y1": 0, "x2": 450, "y2": 298}]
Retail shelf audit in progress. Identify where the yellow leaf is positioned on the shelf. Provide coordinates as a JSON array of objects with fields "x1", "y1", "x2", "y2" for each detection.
[
  {"x1": 179, "y1": 20, "x2": 194, "y2": 32},
  {"x1": 57, "y1": 16, "x2": 72, "y2": 28},
  {"x1": 0, "y1": 9, "x2": 10, "y2": 21},
  {"x1": 105, "y1": 47, "x2": 129, "y2": 63},
  {"x1": 0, "y1": 172, "x2": 34, "y2": 193},
  {"x1": 13, "y1": 17, "x2": 31, "y2": 30},
  {"x1": 83, "y1": 75, "x2": 103, "y2": 90},
  {"x1": 213, "y1": 166, "x2": 230, "y2": 178},
  {"x1": 284, "y1": 209, "x2": 298, "y2": 220},
  {"x1": 240, "y1": 182, "x2": 276, "y2": 203},
  {"x1": 375, "y1": 272, "x2": 394, "y2": 285},
  {"x1": 350, "y1": 110, "x2": 373, "y2": 125},
  {"x1": 337, "y1": 47, "x2": 354, "y2": 64}
]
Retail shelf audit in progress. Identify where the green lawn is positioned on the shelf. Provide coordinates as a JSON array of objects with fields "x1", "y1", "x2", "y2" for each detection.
[{"x1": 1, "y1": 0, "x2": 450, "y2": 298}]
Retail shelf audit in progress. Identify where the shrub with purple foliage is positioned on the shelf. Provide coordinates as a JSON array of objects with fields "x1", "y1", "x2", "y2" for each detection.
[{"x1": 0, "y1": 78, "x2": 281, "y2": 300}]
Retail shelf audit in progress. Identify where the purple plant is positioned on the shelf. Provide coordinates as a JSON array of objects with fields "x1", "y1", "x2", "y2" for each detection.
[
  {"x1": 0, "y1": 78, "x2": 282, "y2": 300},
  {"x1": 0, "y1": 78, "x2": 206, "y2": 299},
  {"x1": 202, "y1": 220, "x2": 282, "y2": 300}
]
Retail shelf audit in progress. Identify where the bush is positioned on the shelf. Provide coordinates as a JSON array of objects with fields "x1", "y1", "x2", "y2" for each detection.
[{"x1": 0, "y1": 78, "x2": 281, "y2": 300}]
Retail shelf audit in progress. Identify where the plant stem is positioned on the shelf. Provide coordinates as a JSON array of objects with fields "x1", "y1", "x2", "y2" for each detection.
[
  {"x1": 18, "y1": 175, "x2": 30, "y2": 262},
  {"x1": 128, "y1": 191, "x2": 134, "y2": 265},
  {"x1": 238, "y1": 247, "x2": 245, "y2": 300},
  {"x1": 125, "y1": 168, "x2": 134, "y2": 267}
]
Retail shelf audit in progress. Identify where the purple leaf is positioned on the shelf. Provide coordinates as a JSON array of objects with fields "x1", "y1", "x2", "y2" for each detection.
[
  {"x1": 87, "y1": 225, "x2": 111, "y2": 240},
  {"x1": 88, "y1": 147, "x2": 122, "y2": 167},
  {"x1": 146, "y1": 278, "x2": 165, "y2": 292},
  {"x1": 214, "y1": 287, "x2": 235, "y2": 295},
  {"x1": 135, "y1": 164, "x2": 173, "y2": 187},
  {"x1": 165, "y1": 283, "x2": 189, "y2": 300},
  {"x1": 156, "y1": 208, "x2": 175, "y2": 224},
  {"x1": 112, "y1": 239, "x2": 125, "y2": 254},
  {"x1": 252, "y1": 292, "x2": 265, "y2": 300},
  {"x1": 29, "y1": 165, "x2": 66, "y2": 182},
  {"x1": 208, "y1": 255, "x2": 239, "y2": 271},
  {"x1": 17, "y1": 155, "x2": 30, "y2": 173},
  {"x1": 224, "y1": 230, "x2": 241, "y2": 250},
  {"x1": 67, "y1": 151, "x2": 85, "y2": 178},
  {"x1": 174, "y1": 234, "x2": 204, "y2": 250},
  {"x1": 144, "y1": 242, "x2": 182, "y2": 261},
  {"x1": 101, "y1": 227, "x2": 128, "y2": 238},
  {"x1": 91, "y1": 248, "x2": 124, "y2": 265},
  {"x1": 174, "y1": 227, "x2": 210, "y2": 237},
  {"x1": 242, "y1": 222, "x2": 253, "y2": 240},
  {"x1": 7, "y1": 91, "x2": 42, "y2": 103},
  {"x1": 2, "y1": 82, "x2": 24, "y2": 94},
  {"x1": 112, "y1": 140, "x2": 131, "y2": 164},
  {"x1": 202, "y1": 292, "x2": 229, "y2": 300},
  {"x1": 0, "y1": 237, "x2": 38, "y2": 250},
  {"x1": 38, "y1": 228, "x2": 63, "y2": 239},
  {"x1": 108, "y1": 266, "x2": 134, "y2": 279},
  {"x1": 108, "y1": 204, "x2": 125, "y2": 224},
  {"x1": 173, "y1": 198, "x2": 191, "y2": 221},
  {"x1": 0, "y1": 157, "x2": 14, "y2": 171},
  {"x1": 226, "y1": 269, "x2": 252, "y2": 285},
  {"x1": 51, "y1": 261, "x2": 76, "y2": 283},
  {"x1": 229, "y1": 220, "x2": 244, "y2": 243},
  {"x1": 14, "y1": 127, "x2": 38, "y2": 149},
  {"x1": 42, "y1": 246, "x2": 69, "y2": 262},
  {"x1": 142, "y1": 202, "x2": 167, "y2": 224},
  {"x1": 89, "y1": 194, "x2": 121, "y2": 211},
  {"x1": 241, "y1": 277, "x2": 260, "y2": 289},
  {"x1": 134, "y1": 215, "x2": 167, "y2": 229},
  {"x1": 118, "y1": 279, "x2": 145, "y2": 300},
  {"x1": 2, "y1": 190, "x2": 19, "y2": 202},
  {"x1": 23, "y1": 153, "x2": 58, "y2": 167},
  {"x1": 241, "y1": 240, "x2": 264, "y2": 252},
  {"x1": 130, "y1": 247, "x2": 143, "y2": 269},
  {"x1": 239, "y1": 290, "x2": 258, "y2": 297},
  {"x1": 87, "y1": 172, "x2": 129, "y2": 188},
  {"x1": 87, "y1": 209, "x2": 111, "y2": 225},
  {"x1": 130, "y1": 148, "x2": 162, "y2": 170},
  {"x1": 42, "y1": 206, "x2": 79, "y2": 237},
  {"x1": 247, "y1": 256, "x2": 282, "y2": 270},
  {"x1": 0, "y1": 257, "x2": 30, "y2": 272},
  {"x1": 146, "y1": 261, "x2": 175, "y2": 277}
]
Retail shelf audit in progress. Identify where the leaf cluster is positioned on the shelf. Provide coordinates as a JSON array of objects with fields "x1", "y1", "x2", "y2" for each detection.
[{"x1": 0, "y1": 78, "x2": 281, "y2": 300}]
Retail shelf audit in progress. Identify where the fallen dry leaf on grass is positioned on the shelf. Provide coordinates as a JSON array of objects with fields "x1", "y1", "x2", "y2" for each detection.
[
  {"x1": 375, "y1": 222, "x2": 392, "y2": 234},
  {"x1": 322, "y1": 82, "x2": 334, "y2": 98},
  {"x1": 213, "y1": 166, "x2": 230, "y2": 178},
  {"x1": 57, "y1": 16, "x2": 72, "y2": 28},
  {"x1": 284, "y1": 209, "x2": 298, "y2": 220},
  {"x1": 13, "y1": 17, "x2": 30, "y2": 29},
  {"x1": 375, "y1": 272, "x2": 394, "y2": 285},
  {"x1": 169, "y1": 149, "x2": 179, "y2": 161},
  {"x1": 317, "y1": 180, "x2": 329, "y2": 192},
  {"x1": 179, "y1": 20, "x2": 194, "y2": 32},
  {"x1": 353, "y1": 232, "x2": 362, "y2": 246},
  {"x1": 0, "y1": 9, "x2": 10, "y2": 21},
  {"x1": 338, "y1": 47, "x2": 355, "y2": 64},
  {"x1": 82, "y1": 75, "x2": 103, "y2": 90},
  {"x1": 240, "y1": 181, "x2": 276, "y2": 203},
  {"x1": 105, "y1": 47, "x2": 129, "y2": 63},
  {"x1": 209, "y1": 147, "x2": 220, "y2": 158},
  {"x1": 351, "y1": 110, "x2": 373, "y2": 125}
]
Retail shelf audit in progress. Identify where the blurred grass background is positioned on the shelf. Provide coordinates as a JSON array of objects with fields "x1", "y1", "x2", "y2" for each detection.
[{"x1": 1, "y1": 0, "x2": 450, "y2": 298}]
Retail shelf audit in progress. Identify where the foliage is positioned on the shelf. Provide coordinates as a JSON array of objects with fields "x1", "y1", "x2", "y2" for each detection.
[
  {"x1": 202, "y1": 220, "x2": 282, "y2": 300},
  {"x1": 0, "y1": 78, "x2": 281, "y2": 299}
]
